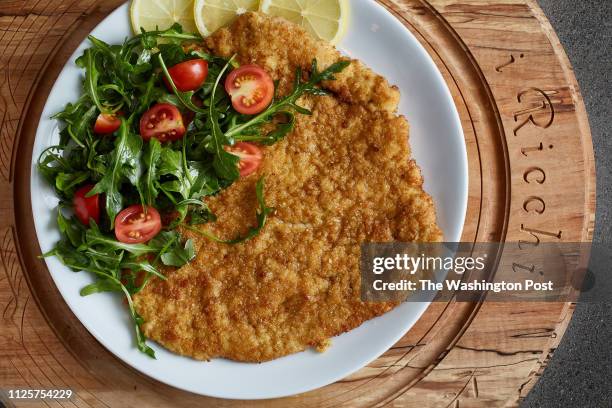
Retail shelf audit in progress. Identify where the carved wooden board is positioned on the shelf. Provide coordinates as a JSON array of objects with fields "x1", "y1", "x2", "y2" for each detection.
[{"x1": 0, "y1": 0, "x2": 595, "y2": 406}]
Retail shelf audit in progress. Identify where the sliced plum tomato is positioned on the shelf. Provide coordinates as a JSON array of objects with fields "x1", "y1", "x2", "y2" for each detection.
[
  {"x1": 139, "y1": 103, "x2": 186, "y2": 142},
  {"x1": 225, "y1": 65, "x2": 274, "y2": 115},
  {"x1": 93, "y1": 113, "x2": 121, "y2": 134},
  {"x1": 114, "y1": 205, "x2": 162, "y2": 244},
  {"x1": 224, "y1": 142, "x2": 263, "y2": 177},
  {"x1": 73, "y1": 184, "x2": 100, "y2": 226},
  {"x1": 164, "y1": 59, "x2": 208, "y2": 92}
]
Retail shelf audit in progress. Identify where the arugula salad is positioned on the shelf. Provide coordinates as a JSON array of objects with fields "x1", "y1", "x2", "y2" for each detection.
[{"x1": 38, "y1": 24, "x2": 348, "y2": 357}]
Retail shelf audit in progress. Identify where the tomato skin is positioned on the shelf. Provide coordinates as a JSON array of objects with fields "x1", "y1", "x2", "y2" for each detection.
[
  {"x1": 73, "y1": 185, "x2": 100, "y2": 226},
  {"x1": 114, "y1": 205, "x2": 162, "y2": 244},
  {"x1": 225, "y1": 65, "x2": 274, "y2": 115},
  {"x1": 94, "y1": 113, "x2": 121, "y2": 134},
  {"x1": 139, "y1": 103, "x2": 186, "y2": 142},
  {"x1": 164, "y1": 59, "x2": 208, "y2": 92},
  {"x1": 224, "y1": 142, "x2": 263, "y2": 177}
]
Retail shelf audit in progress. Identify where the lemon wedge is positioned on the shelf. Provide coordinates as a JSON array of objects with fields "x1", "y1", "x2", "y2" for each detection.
[
  {"x1": 130, "y1": 0, "x2": 198, "y2": 34},
  {"x1": 194, "y1": 0, "x2": 260, "y2": 36},
  {"x1": 259, "y1": 0, "x2": 349, "y2": 44}
]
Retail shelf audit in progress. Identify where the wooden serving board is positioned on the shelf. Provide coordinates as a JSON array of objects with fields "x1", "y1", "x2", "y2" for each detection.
[{"x1": 0, "y1": 0, "x2": 595, "y2": 406}]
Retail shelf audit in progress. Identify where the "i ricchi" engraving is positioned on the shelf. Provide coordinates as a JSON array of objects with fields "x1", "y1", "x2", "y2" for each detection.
[{"x1": 508, "y1": 80, "x2": 561, "y2": 246}]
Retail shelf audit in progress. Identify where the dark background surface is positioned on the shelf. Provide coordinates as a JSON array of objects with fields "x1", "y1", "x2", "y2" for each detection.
[{"x1": 523, "y1": 1, "x2": 612, "y2": 407}]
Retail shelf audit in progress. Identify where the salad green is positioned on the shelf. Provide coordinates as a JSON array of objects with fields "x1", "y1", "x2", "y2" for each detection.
[{"x1": 38, "y1": 23, "x2": 349, "y2": 357}]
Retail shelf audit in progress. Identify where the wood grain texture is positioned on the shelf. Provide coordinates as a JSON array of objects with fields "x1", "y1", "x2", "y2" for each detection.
[{"x1": 0, "y1": 0, "x2": 595, "y2": 407}]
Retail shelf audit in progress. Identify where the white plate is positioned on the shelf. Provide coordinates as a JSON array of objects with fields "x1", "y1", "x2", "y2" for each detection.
[{"x1": 30, "y1": 0, "x2": 467, "y2": 400}]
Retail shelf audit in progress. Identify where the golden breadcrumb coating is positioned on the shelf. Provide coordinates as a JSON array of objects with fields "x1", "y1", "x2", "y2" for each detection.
[
  {"x1": 133, "y1": 12, "x2": 442, "y2": 362},
  {"x1": 204, "y1": 12, "x2": 400, "y2": 112}
]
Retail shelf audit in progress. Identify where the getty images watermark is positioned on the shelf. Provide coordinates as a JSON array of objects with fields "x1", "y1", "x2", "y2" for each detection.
[{"x1": 360, "y1": 242, "x2": 606, "y2": 302}]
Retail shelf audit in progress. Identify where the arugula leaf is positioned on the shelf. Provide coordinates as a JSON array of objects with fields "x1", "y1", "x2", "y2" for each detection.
[
  {"x1": 186, "y1": 206, "x2": 217, "y2": 226},
  {"x1": 138, "y1": 23, "x2": 201, "y2": 49},
  {"x1": 207, "y1": 57, "x2": 240, "y2": 181},
  {"x1": 158, "y1": 147, "x2": 193, "y2": 200},
  {"x1": 158, "y1": 147, "x2": 183, "y2": 177},
  {"x1": 182, "y1": 177, "x2": 273, "y2": 244},
  {"x1": 147, "y1": 231, "x2": 195, "y2": 267},
  {"x1": 225, "y1": 176, "x2": 274, "y2": 244},
  {"x1": 186, "y1": 161, "x2": 221, "y2": 198},
  {"x1": 157, "y1": 43, "x2": 188, "y2": 67},
  {"x1": 141, "y1": 138, "x2": 162, "y2": 206},
  {"x1": 83, "y1": 246, "x2": 124, "y2": 270},
  {"x1": 37, "y1": 146, "x2": 71, "y2": 185},
  {"x1": 226, "y1": 59, "x2": 350, "y2": 142},
  {"x1": 50, "y1": 244, "x2": 157, "y2": 358},
  {"x1": 87, "y1": 36, "x2": 144, "y2": 97},
  {"x1": 79, "y1": 49, "x2": 105, "y2": 113},
  {"x1": 129, "y1": 75, "x2": 162, "y2": 116},
  {"x1": 121, "y1": 284, "x2": 156, "y2": 358},
  {"x1": 51, "y1": 96, "x2": 97, "y2": 148},
  {"x1": 68, "y1": 105, "x2": 97, "y2": 148},
  {"x1": 121, "y1": 259, "x2": 166, "y2": 280},
  {"x1": 55, "y1": 171, "x2": 89, "y2": 196},
  {"x1": 189, "y1": 50, "x2": 238, "y2": 69},
  {"x1": 265, "y1": 112, "x2": 296, "y2": 144},
  {"x1": 148, "y1": 231, "x2": 179, "y2": 251},
  {"x1": 161, "y1": 239, "x2": 195, "y2": 267},
  {"x1": 209, "y1": 110, "x2": 240, "y2": 180},
  {"x1": 90, "y1": 121, "x2": 143, "y2": 227},
  {"x1": 57, "y1": 209, "x2": 85, "y2": 247},
  {"x1": 158, "y1": 54, "x2": 208, "y2": 114},
  {"x1": 98, "y1": 84, "x2": 131, "y2": 109},
  {"x1": 80, "y1": 279, "x2": 121, "y2": 296},
  {"x1": 84, "y1": 222, "x2": 156, "y2": 257},
  {"x1": 43, "y1": 240, "x2": 90, "y2": 271},
  {"x1": 233, "y1": 111, "x2": 296, "y2": 145}
]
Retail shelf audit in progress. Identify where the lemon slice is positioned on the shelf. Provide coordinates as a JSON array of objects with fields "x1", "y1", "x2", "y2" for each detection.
[
  {"x1": 130, "y1": 0, "x2": 197, "y2": 34},
  {"x1": 259, "y1": 0, "x2": 349, "y2": 44},
  {"x1": 194, "y1": 0, "x2": 260, "y2": 36}
]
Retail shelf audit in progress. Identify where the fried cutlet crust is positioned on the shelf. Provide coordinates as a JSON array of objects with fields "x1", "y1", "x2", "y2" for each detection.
[
  {"x1": 205, "y1": 12, "x2": 400, "y2": 112},
  {"x1": 133, "y1": 13, "x2": 442, "y2": 362}
]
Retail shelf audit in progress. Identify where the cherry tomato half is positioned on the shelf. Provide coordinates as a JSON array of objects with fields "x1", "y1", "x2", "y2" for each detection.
[
  {"x1": 93, "y1": 113, "x2": 121, "y2": 134},
  {"x1": 224, "y1": 142, "x2": 263, "y2": 177},
  {"x1": 139, "y1": 103, "x2": 186, "y2": 142},
  {"x1": 114, "y1": 205, "x2": 162, "y2": 244},
  {"x1": 73, "y1": 184, "x2": 100, "y2": 226},
  {"x1": 164, "y1": 59, "x2": 209, "y2": 92},
  {"x1": 225, "y1": 65, "x2": 274, "y2": 115}
]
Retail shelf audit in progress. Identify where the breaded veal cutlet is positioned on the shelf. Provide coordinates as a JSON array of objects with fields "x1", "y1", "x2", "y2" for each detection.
[{"x1": 133, "y1": 12, "x2": 442, "y2": 363}]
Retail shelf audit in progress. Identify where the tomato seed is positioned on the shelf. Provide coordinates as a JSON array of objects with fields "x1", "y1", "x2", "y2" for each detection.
[{"x1": 234, "y1": 75, "x2": 256, "y2": 88}]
